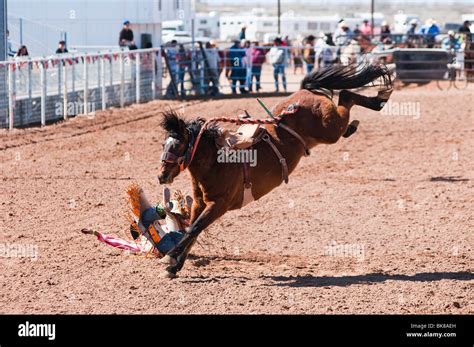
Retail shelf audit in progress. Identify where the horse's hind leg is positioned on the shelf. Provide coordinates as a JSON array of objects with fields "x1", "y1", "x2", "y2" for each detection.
[{"x1": 339, "y1": 89, "x2": 393, "y2": 112}]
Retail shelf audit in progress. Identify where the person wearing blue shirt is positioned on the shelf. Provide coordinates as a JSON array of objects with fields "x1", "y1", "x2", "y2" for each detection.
[
  {"x1": 227, "y1": 40, "x2": 248, "y2": 94},
  {"x1": 420, "y1": 19, "x2": 440, "y2": 48},
  {"x1": 442, "y1": 31, "x2": 461, "y2": 51}
]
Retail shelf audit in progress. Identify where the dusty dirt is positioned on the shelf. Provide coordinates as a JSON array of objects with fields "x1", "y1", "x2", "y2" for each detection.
[{"x1": 1, "y1": 84, "x2": 473, "y2": 314}]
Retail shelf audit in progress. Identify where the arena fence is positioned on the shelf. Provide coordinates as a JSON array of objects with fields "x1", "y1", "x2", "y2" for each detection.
[
  {"x1": 2, "y1": 42, "x2": 473, "y2": 129},
  {"x1": 0, "y1": 48, "x2": 161, "y2": 129}
]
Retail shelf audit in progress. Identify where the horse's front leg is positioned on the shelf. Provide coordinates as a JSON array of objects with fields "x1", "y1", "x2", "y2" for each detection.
[{"x1": 160, "y1": 201, "x2": 226, "y2": 278}]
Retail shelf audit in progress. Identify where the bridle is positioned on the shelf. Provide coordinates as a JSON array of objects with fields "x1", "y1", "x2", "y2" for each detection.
[{"x1": 160, "y1": 130, "x2": 196, "y2": 172}]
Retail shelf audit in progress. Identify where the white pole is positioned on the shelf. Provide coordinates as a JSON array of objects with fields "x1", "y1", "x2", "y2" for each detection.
[
  {"x1": 101, "y1": 56, "x2": 106, "y2": 110},
  {"x1": 120, "y1": 52, "x2": 125, "y2": 107},
  {"x1": 152, "y1": 51, "x2": 156, "y2": 99},
  {"x1": 40, "y1": 61, "x2": 46, "y2": 126},
  {"x1": 135, "y1": 52, "x2": 140, "y2": 103},
  {"x1": 63, "y1": 61, "x2": 68, "y2": 120},
  {"x1": 83, "y1": 55, "x2": 88, "y2": 116},
  {"x1": 7, "y1": 63, "x2": 13, "y2": 130},
  {"x1": 27, "y1": 61, "x2": 32, "y2": 121}
]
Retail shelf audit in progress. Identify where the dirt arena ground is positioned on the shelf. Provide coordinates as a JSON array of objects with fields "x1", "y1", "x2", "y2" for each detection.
[{"x1": 1, "y1": 83, "x2": 473, "y2": 314}]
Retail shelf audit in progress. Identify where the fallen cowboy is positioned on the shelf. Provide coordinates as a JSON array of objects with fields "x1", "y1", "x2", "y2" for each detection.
[{"x1": 81, "y1": 183, "x2": 192, "y2": 257}]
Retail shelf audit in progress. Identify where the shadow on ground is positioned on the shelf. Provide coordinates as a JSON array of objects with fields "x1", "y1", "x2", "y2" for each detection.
[{"x1": 263, "y1": 271, "x2": 474, "y2": 288}]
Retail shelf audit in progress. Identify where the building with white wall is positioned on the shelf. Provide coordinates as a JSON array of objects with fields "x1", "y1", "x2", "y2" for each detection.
[{"x1": 7, "y1": 0, "x2": 194, "y2": 56}]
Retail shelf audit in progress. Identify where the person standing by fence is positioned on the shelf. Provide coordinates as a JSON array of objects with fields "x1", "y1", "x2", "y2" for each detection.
[
  {"x1": 421, "y1": 19, "x2": 440, "y2": 48},
  {"x1": 268, "y1": 37, "x2": 287, "y2": 92},
  {"x1": 165, "y1": 40, "x2": 179, "y2": 98},
  {"x1": 176, "y1": 44, "x2": 191, "y2": 96},
  {"x1": 360, "y1": 19, "x2": 372, "y2": 37},
  {"x1": 242, "y1": 40, "x2": 253, "y2": 91},
  {"x1": 7, "y1": 30, "x2": 16, "y2": 57},
  {"x1": 119, "y1": 20, "x2": 137, "y2": 50},
  {"x1": 406, "y1": 19, "x2": 419, "y2": 48},
  {"x1": 249, "y1": 41, "x2": 266, "y2": 92},
  {"x1": 303, "y1": 35, "x2": 316, "y2": 73},
  {"x1": 15, "y1": 45, "x2": 29, "y2": 57},
  {"x1": 55, "y1": 40, "x2": 68, "y2": 54},
  {"x1": 227, "y1": 40, "x2": 247, "y2": 94},
  {"x1": 203, "y1": 41, "x2": 220, "y2": 96},
  {"x1": 291, "y1": 39, "x2": 304, "y2": 75},
  {"x1": 459, "y1": 20, "x2": 472, "y2": 43}
]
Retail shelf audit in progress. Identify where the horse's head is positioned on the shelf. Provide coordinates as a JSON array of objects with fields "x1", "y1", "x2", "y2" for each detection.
[{"x1": 158, "y1": 110, "x2": 194, "y2": 185}]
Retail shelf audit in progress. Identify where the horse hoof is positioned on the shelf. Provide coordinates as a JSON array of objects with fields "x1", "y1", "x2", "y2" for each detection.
[
  {"x1": 378, "y1": 88, "x2": 393, "y2": 101},
  {"x1": 159, "y1": 255, "x2": 177, "y2": 266},
  {"x1": 159, "y1": 270, "x2": 177, "y2": 279}
]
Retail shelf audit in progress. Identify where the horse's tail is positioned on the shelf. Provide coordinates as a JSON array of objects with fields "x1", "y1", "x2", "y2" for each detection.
[{"x1": 300, "y1": 61, "x2": 392, "y2": 92}]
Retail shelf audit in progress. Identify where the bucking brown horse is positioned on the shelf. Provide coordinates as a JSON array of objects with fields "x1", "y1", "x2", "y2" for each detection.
[{"x1": 157, "y1": 61, "x2": 393, "y2": 278}]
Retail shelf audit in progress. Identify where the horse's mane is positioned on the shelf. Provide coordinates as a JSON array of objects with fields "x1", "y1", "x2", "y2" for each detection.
[{"x1": 161, "y1": 109, "x2": 221, "y2": 140}]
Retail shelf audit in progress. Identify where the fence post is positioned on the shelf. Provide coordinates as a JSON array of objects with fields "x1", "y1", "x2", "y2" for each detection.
[
  {"x1": 27, "y1": 61, "x2": 32, "y2": 121},
  {"x1": 63, "y1": 60, "x2": 68, "y2": 120},
  {"x1": 101, "y1": 56, "x2": 106, "y2": 111},
  {"x1": 57, "y1": 60, "x2": 61, "y2": 101},
  {"x1": 8, "y1": 63, "x2": 14, "y2": 130},
  {"x1": 83, "y1": 55, "x2": 88, "y2": 115},
  {"x1": 152, "y1": 51, "x2": 156, "y2": 99},
  {"x1": 72, "y1": 56, "x2": 76, "y2": 94},
  {"x1": 135, "y1": 52, "x2": 140, "y2": 103},
  {"x1": 120, "y1": 52, "x2": 125, "y2": 107},
  {"x1": 109, "y1": 55, "x2": 113, "y2": 88},
  {"x1": 40, "y1": 61, "x2": 46, "y2": 126}
]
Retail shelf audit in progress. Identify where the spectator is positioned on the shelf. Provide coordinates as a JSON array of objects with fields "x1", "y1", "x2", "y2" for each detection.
[
  {"x1": 242, "y1": 40, "x2": 253, "y2": 90},
  {"x1": 203, "y1": 41, "x2": 220, "y2": 96},
  {"x1": 249, "y1": 41, "x2": 266, "y2": 92},
  {"x1": 238, "y1": 25, "x2": 247, "y2": 40},
  {"x1": 119, "y1": 20, "x2": 137, "y2": 50},
  {"x1": 268, "y1": 37, "x2": 287, "y2": 92},
  {"x1": 458, "y1": 20, "x2": 471, "y2": 42},
  {"x1": 334, "y1": 21, "x2": 352, "y2": 46},
  {"x1": 291, "y1": 39, "x2": 304, "y2": 75},
  {"x1": 176, "y1": 44, "x2": 190, "y2": 96},
  {"x1": 315, "y1": 34, "x2": 335, "y2": 69},
  {"x1": 226, "y1": 40, "x2": 247, "y2": 94},
  {"x1": 55, "y1": 40, "x2": 69, "y2": 54},
  {"x1": 360, "y1": 19, "x2": 372, "y2": 36},
  {"x1": 406, "y1": 19, "x2": 419, "y2": 47},
  {"x1": 15, "y1": 45, "x2": 29, "y2": 58},
  {"x1": 325, "y1": 33, "x2": 335, "y2": 46},
  {"x1": 303, "y1": 35, "x2": 316, "y2": 73},
  {"x1": 380, "y1": 21, "x2": 391, "y2": 42},
  {"x1": 442, "y1": 31, "x2": 461, "y2": 51},
  {"x1": 7, "y1": 30, "x2": 16, "y2": 57},
  {"x1": 165, "y1": 40, "x2": 179, "y2": 98},
  {"x1": 353, "y1": 24, "x2": 362, "y2": 36},
  {"x1": 344, "y1": 38, "x2": 362, "y2": 65},
  {"x1": 421, "y1": 19, "x2": 440, "y2": 48}
]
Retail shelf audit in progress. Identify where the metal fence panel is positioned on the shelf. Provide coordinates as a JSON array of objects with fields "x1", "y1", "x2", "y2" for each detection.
[{"x1": 0, "y1": 48, "x2": 160, "y2": 128}]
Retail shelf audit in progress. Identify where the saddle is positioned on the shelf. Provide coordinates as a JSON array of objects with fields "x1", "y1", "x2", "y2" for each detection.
[
  {"x1": 214, "y1": 107, "x2": 310, "y2": 208},
  {"x1": 216, "y1": 123, "x2": 264, "y2": 150}
]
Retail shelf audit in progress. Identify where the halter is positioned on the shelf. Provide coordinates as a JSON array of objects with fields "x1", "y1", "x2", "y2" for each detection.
[{"x1": 160, "y1": 131, "x2": 196, "y2": 172}]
